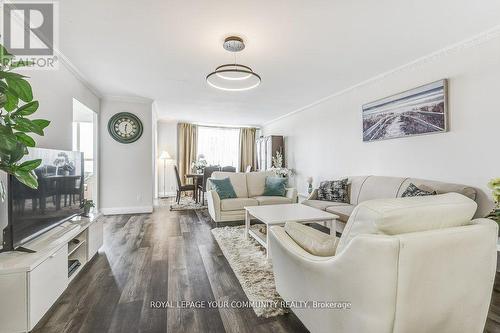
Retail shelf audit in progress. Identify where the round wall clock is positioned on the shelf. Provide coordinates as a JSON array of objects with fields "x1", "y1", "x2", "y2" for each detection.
[{"x1": 107, "y1": 112, "x2": 143, "y2": 144}]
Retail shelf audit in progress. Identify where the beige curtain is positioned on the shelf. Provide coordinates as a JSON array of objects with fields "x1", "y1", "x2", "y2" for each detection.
[
  {"x1": 239, "y1": 127, "x2": 257, "y2": 172},
  {"x1": 177, "y1": 123, "x2": 198, "y2": 184}
]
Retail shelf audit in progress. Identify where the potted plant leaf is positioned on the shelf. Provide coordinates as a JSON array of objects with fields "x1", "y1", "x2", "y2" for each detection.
[
  {"x1": 0, "y1": 43, "x2": 51, "y2": 201},
  {"x1": 487, "y1": 178, "x2": 500, "y2": 234},
  {"x1": 80, "y1": 199, "x2": 95, "y2": 217}
]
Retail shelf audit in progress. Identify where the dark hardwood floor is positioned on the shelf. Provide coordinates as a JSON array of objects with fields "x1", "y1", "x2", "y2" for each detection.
[
  {"x1": 32, "y1": 201, "x2": 308, "y2": 333},
  {"x1": 32, "y1": 200, "x2": 500, "y2": 333},
  {"x1": 486, "y1": 260, "x2": 500, "y2": 333}
]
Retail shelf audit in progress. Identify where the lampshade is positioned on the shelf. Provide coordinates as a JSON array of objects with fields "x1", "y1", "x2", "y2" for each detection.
[
  {"x1": 206, "y1": 36, "x2": 261, "y2": 92},
  {"x1": 159, "y1": 151, "x2": 171, "y2": 160},
  {"x1": 206, "y1": 64, "x2": 261, "y2": 91}
]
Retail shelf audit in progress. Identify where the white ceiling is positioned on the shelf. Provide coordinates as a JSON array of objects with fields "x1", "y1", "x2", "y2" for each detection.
[{"x1": 60, "y1": 0, "x2": 500, "y2": 126}]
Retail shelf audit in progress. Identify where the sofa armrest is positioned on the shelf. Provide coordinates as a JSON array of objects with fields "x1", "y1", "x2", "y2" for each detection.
[
  {"x1": 307, "y1": 188, "x2": 318, "y2": 200},
  {"x1": 285, "y1": 187, "x2": 298, "y2": 203},
  {"x1": 206, "y1": 178, "x2": 214, "y2": 191},
  {"x1": 206, "y1": 190, "x2": 221, "y2": 222},
  {"x1": 269, "y1": 226, "x2": 400, "y2": 332}
]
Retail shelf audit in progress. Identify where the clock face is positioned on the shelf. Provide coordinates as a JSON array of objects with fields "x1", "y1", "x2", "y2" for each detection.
[{"x1": 108, "y1": 112, "x2": 143, "y2": 143}]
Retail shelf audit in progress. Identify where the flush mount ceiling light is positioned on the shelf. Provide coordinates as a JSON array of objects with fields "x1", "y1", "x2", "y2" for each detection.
[{"x1": 206, "y1": 36, "x2": 261, "y2": 91}]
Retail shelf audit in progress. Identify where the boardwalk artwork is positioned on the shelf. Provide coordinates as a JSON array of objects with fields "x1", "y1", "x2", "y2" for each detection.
[{"x1": 362, "y1": 80, "x2": 447, "y2": 142}]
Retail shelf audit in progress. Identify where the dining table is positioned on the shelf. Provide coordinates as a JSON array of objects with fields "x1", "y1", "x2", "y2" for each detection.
[{"x1": 185, "y1": 173, "x2": 204, "y2": 203}]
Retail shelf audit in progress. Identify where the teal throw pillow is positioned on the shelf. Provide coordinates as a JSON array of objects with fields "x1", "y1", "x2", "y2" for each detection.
[
  {"x1": 263, "y1": 176, "x2": 287, "y2": 196},
  {"x1": 210, "y1": 177, "x2": 237, "y2": 199}
]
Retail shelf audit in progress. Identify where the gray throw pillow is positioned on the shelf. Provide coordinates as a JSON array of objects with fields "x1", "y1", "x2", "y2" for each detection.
[
  {"x1": 317, "y1": 178, "x2": 349, "y2": 203},
  {"x1": 401, "y1": 183, "x2": 437, "y2": 197}
]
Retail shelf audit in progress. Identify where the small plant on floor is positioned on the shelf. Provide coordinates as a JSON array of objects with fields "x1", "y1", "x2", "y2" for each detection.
[
  {"x1": 80, "y1": 199, "x2": 95, "y2": 217},
  {"x1": 0, "y1": 43, "x2": 51, "y2": 201},
  {"x1": 487, "y1": 178, "x2": 500, "y2": 226}
]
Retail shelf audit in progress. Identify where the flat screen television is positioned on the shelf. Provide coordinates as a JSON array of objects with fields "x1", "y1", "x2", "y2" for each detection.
[{"x1": 2, "y1": 148, "x2": 84, "y2": 251}]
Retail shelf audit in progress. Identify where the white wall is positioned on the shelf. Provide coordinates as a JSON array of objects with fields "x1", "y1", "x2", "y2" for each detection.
[
  {"x1": 25, "y1": 66, "x2": 100, "y2": 151},
  {"x1": 0, "y1": 63, "x2": 100, "y2": 247},
  {"x1": 99, "y1": 99, "x2": 154, "y2": 215},
  {"x1": 157, "y1": 120, "x2": 178, "y2": 197},
  {"x1": 262, "y1": 32, "x2": 500, "y2": 217}
]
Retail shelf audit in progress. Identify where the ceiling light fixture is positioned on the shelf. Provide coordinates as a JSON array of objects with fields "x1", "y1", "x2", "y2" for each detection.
[{"x1": 206, "y1": 36, "x2": 261, "y2": 91}]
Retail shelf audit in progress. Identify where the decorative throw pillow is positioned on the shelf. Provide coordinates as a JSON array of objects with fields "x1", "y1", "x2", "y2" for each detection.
[
  {"x1": 402, "y1": 183, "x2": 437, "y2": 197},
  {"x1": 263, "y1": 176, "x2": 287, "y2": 196},
  {"x1": 210, "y1": 178, "x2": 237, "y2": 199},
  {"x1": 317, "y1": 178, "x2": 349, "y2": 203}
]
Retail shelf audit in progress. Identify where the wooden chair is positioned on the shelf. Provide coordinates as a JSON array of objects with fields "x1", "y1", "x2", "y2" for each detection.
[
  {"x1": 198, "y1": 165, "x2": 220, "y2": 204},
  {"x1": 174, "y1": 165, "x2": 195, "y2": 204},
  {"x1": 221, "y1": 166, "x2": 236, "y2": 172}
]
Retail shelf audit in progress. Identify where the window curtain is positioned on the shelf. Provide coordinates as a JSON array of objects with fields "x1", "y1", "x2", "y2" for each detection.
[
  {"x1": 239, "y1": 127, "x2": 257, "y2": 172},
  {"x1": 177, "y1": 123, "x2": 198, "y2": 184}
]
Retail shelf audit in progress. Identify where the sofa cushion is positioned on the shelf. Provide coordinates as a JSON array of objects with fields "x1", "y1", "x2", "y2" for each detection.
[
  {"x1": 336, "y1": 193, "x2": 477, "y2": 253},
  {"x1": 284, "y1": 222, "x2": 338, "y2": 256},
  {"x1": 325, "y1": 204, "x2": 355, "y2": 222},
  {"x1": 348, "y1": 176, "x2": 370, "y2": 205},
  {"x1": 246, "y1": 171, "x2": 275, "y2": 197},
  {"x1": 210, "y1": 178, "x2": 237, "y2": 199},
  {"x1": 220, "y1": 197, "x2": 258, "y2": 211},
  {"x1": 302, "y1": 199, "x2": 336, "y2": 211},
  {"x1": 317, "y1": 178, "x2": 349, "y2": 203},
  {"x1": 254, "y1": 196, "x2": 293, "y2": 206},
  {"x1": 356, "y1": 176, "x2": 406, "y2": 203},
  {"x1": 263, "y1": 176, "x2": 287, "y2": 196},
  {"x1": 212, "y1": 171, "x2": 248, "y2": 198}
]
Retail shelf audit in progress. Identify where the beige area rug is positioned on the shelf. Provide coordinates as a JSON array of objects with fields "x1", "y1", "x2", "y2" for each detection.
[
  {"x1": 169, "y1": 196, "x2": 207, "y2": 211},
  {"x1": 211, "y1": 225, "x2": 288, "y2": 318}
]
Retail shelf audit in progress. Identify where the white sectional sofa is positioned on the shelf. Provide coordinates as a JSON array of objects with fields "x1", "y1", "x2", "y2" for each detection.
[
  {"x1": 206, "y1": 171, "x2": 298, "y2": 223},
  {"x1": 303, "y1": 175, "x2": 477, "y2": 233},
  {"x1": 270, "y1": 193, "x2": 497, "y2": 333}
]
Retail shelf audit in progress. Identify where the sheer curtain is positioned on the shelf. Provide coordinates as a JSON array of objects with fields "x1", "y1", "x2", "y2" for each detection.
[{"x1": 197, "y1": 126, "x2": 240, "y2": 167}]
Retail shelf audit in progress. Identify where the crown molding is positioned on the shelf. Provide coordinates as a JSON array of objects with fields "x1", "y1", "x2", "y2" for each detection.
[
  {"x1": 55, "y1": 50, "x2": 104, "y2": 99},
  {"x1": 102, "y1": 95, "x2": 154, "y2": 104},
  {"x1": 263, "y1": 24, "x2": 500, "y2": 127}
]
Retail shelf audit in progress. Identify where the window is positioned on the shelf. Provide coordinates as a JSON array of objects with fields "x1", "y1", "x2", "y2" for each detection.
[
  {"x1": 197, "y1": 126, "x2": 239, "y2": 167},
  {"x1": 72, "y1": 122, "x2": 94, "y2": 174}
]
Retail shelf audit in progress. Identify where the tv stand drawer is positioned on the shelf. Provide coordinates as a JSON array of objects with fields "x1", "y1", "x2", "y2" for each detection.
[{"x1": 28, "y1": 245, "x2": 68, "y2": 330}]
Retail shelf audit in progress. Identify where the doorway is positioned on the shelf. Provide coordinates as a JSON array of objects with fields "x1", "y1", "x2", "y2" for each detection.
[{"x1": 72, "y1": 98, "x2": 99, "y2": 210}]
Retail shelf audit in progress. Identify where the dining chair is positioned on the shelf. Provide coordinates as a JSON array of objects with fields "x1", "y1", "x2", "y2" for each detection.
[
  {"x1": 221, "y1": 166, "x2": 236, "y2": 172},
  {"x1": 174, "y1": 165, "x2": 196, "y2": 204},
  {"x1": 198, "y1": 165, "x2": 220, "y2": 204}
]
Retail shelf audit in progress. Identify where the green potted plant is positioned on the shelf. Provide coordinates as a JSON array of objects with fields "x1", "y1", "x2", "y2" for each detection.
[
  {"x1": 487, "y1": 178, "x2": 500, "y2": 233},
  {"x1": 80, "y1": 199, "x2": 95, "y2": 217},
  {"x1": 0, "y1": 43, "x2": 50, "y2": 201}
]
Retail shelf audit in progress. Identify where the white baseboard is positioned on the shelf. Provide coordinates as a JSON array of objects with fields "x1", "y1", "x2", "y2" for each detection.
[
  {"x1": 158, "y1": 191, "x2": 176, "y2": 198},
  {"x1": 101, "y1": 206, "x2": 153, "y2": 215}
]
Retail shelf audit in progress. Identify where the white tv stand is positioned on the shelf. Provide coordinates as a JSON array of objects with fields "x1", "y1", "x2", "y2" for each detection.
[{"x1": 0, "y1": 214, "x2": 103, "y2": 333}]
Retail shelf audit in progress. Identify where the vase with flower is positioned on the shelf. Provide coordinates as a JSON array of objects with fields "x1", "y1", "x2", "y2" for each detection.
[
  {"x1": 269, "y1": 151, "x2": 293, "y2": 178},
  {"x1": 191, "y1": 154, "x2": 207, "y2": 174}
]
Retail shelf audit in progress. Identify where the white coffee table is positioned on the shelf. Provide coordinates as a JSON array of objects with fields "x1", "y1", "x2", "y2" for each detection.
[{"x1": 244, "y1": 203, "x2": 339, "y2": 259}]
